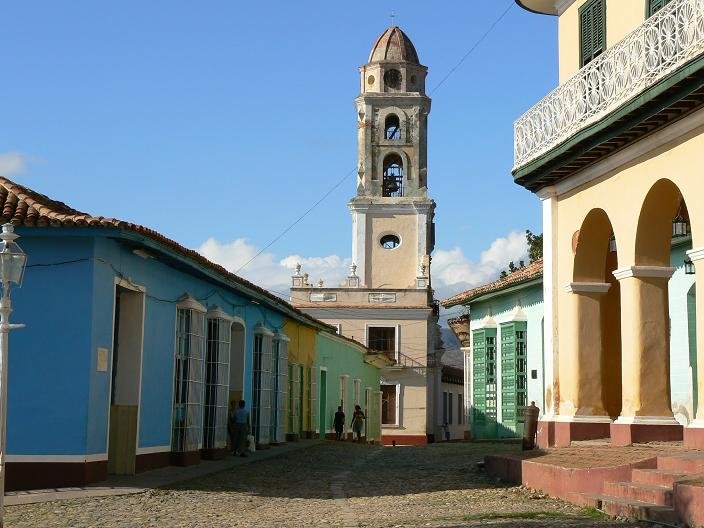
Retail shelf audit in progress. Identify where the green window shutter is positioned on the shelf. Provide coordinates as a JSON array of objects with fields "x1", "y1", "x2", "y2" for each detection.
[
  {"x1": 580, "y1": 0, "x2": 606, "y2": 67},
  {"x1": 472, "y1": 330, "x2": 486, "y2": 426},
  {"x1": 648, "y1": 0, "x2": 672, "y2": 17},
  {"x1": 500, "y1": 321, "x2": 528, "y2": 435}
]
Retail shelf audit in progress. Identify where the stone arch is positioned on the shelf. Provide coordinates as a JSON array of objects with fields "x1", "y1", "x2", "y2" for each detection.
[
  {"x1": 635, "y1": 178, "x2": 690, "y2": 266},
  {"x1": 564, "y1": 208, "x2": 622, "y2": 425},
  {"x1": 377, "y1": 107, "x2": 408, "y2": 143}
]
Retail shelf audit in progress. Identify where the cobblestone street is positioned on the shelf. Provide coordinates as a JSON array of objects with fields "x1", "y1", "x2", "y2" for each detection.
[{"x1": 5, "y1": 442, "x2": 636, "y2": 528}]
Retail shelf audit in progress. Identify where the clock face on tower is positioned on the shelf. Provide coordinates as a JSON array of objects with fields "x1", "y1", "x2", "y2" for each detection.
[{"x1": 384, "y1": 69, "x2": 402, "y2": 89}]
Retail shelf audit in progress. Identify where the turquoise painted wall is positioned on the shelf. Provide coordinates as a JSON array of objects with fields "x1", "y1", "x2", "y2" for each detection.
[
  {"x1": 468, "y1": 281, "x2": 544, "y2": 439},
  {"x1": 314, "y1": 332, "x2": 380, "y2": 437},
  {"x1": 669, "y1": 241, "x2": 697, "y2": 424}
]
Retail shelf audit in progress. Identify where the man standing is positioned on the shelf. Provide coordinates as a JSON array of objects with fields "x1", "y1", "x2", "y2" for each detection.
[
  {"x1": 334, "y1": 406, "x2": 346, "y2": 441},
  {"x1": 230, "y1": 400, "x2": 250, "y2": 457}
]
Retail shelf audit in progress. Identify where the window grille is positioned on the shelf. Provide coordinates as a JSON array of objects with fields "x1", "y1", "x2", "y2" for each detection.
[
  {"x1": 203, "y1": 317, "x2": 231, "y2": 450},
  {"x1": 172, "y1": 307, "x2": 206, "y2": 453},
  {"x1": 367, "y1": 326, "x2": 396, "y2": 362},
  {"x1": 309, "y1": 367, "x2": 317, "y2": 434},
  {"x1": 289, "y1": 363, "x2": 301, "y2": 436},
  {"x1": 579, "y1": 0, "x2": 606, "y2": 66},
  {"x1": 385, "y1": 114, "x2": 401, "y2": 140},
  {"x1": 270, "y1": 337, "x2": 288, "y2": 443},
  {"x1": 252, "y1": 331, "x2": 273, "y2": 445},
  {"x1": 448, "y1": 392, "x2": 453, "y2": 425},
  {"x1": 382, "y1": 154, "x2": 404, "y2": 197}
]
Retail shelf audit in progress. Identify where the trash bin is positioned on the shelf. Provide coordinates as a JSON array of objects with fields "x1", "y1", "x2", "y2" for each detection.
[{"x1": 522, "y1": 401, "x2": 539, "y2": 450}]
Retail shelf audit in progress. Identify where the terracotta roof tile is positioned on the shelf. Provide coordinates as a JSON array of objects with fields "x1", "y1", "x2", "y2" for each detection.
[
  {"x1": 441, "y1": 259, "x2": 543, "y2": 308},
  {"x1": 0, "y1": 177, "x2": 335, "y2": 334}
]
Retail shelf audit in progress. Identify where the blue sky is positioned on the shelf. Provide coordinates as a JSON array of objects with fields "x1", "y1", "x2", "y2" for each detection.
[{"x1": 2, "y1": 1, "x2": 556, "y2": 309}]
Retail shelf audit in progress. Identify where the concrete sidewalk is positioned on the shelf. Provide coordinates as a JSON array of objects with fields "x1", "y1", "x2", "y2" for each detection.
[{"x1": 5, "y1": 440, "x2": 321, "y2": 506}]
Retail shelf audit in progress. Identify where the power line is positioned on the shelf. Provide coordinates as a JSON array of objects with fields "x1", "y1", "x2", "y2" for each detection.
[
  {"x1": 234, "y1": 167, "x2": 357, "y2": 274},
  {"x1": 429, "y1": 1, "x2": 515, "y2": 95},
  {"x1": 236, "y1": 3, "x2": 515, "y2": 272}
]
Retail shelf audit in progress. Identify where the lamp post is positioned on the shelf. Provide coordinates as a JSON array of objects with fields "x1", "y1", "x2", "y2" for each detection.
[{"x1": 0, "y1": 223, "x2": 27, "y2": 527}]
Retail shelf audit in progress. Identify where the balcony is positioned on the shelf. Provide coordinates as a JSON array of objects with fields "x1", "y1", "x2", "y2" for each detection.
[{"x1": 514, "y1": 0, "x2": 704, "y2": 186}]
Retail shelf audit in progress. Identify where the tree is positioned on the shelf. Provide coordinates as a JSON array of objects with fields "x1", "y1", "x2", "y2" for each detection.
[{"x1": 526, "y1": 229, "x2": 543, "y2": 263}]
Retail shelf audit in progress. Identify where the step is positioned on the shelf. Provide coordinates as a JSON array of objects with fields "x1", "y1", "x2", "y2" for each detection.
[
  {"x1": 657, "y1": 452, "x2": 704, "y2": 473},
  {"x1": 603, "y1": 480, "x2": 673, "y2": 506},
  {"x1": 631, "y1": 468, "x2": 691, "y2": 487},
  {"x1": 600, "y1": 496, "x2": 680, "y2": 524}
]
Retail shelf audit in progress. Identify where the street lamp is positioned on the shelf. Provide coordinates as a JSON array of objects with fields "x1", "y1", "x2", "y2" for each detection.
[{"x1": 0, "y1": 223, "x2": 27, "y2": 527}]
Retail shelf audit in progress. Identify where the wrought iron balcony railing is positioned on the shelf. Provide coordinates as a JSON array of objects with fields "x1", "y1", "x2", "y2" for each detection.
[{"x1": 514, "y1": 0, "x2": 704, "y2": 171}]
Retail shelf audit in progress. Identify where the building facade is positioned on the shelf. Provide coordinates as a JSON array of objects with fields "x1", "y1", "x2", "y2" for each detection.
[
  {"x1": 291, "y1": 26, "x2": 441, "y2": 445},
  {"x1": 0, "y1": 177, "x2": 385, "y2": 491},
  {"x1": 513, "y1": 0, "x2": 704, "y2": 448},
  {"x1": 443, "y1": 261, "x2": 545, "y2": 440}
]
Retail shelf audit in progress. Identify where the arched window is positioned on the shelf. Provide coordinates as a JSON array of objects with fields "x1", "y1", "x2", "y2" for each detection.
[
  {"x1": 382, "y1": 154, "x2": 403, "y2": 197},
  {"x1": 385, "y1": 114, "x2": 401, "y2": 140}
]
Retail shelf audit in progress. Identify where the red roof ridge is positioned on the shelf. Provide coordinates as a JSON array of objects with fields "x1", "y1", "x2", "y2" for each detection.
[
  {"x1": 0, "y1": 176, "x2": 336, "y2": 334},
  {"x1": 441, "y1": 258, "x2": 543, "y2": 307}
]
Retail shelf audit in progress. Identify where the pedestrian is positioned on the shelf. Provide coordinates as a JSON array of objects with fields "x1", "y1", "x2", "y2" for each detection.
[
  {"x1": 351, "y1": 405, "x2": 366, "y2": 443},
  {"x1": 334, "y1": 405, "x2": 345, "y2": 440},
  {"x1": 442, "y1": 421, "x2": 450, "y2": 441},
  {"x1": 230, "y1": 399, "x2": 250, "y2": 457}
]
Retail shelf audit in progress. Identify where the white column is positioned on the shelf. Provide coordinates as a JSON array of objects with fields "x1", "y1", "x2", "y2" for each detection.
[
  {"x1": 687, "y1": 247, "x2": 704, "y2": 426},
  {"x1": 537, "y1": 186, "x2": 557, "y2": 419},
  {"x1": 349, "y1": 203, "x2": 368, "y2": 287}
]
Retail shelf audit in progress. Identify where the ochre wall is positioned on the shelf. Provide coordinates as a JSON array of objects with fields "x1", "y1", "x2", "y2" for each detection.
[
  {"x1": 558, "y1": 0, "x2": 648, "y2": 84},
  {"x1": 552, "y1": 118, "x2": 704, "y2": 419},
  {"x1": 283, "y1": 319, "x2": 317, "y2": 434},
  {"x1": 367, "y1": 213, "x2": 419, "y2": 289}
]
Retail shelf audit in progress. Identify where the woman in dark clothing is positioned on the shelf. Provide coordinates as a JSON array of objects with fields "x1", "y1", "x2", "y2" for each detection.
[
  {"x1": 334, "y1": 406, "x2": 345, "y2": 440},
  {"x1": 351, "y1": 405, "x2": 365, "y2": 442}
]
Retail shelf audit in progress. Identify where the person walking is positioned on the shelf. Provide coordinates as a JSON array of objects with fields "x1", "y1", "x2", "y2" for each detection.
[
  {"x1": 351, "y1": 405, "x2": 366, "y2": 443},
  {"x1": 230, "y1": 399, "x2": 250, "y2": 457},
  {"x1": 334, "y1": 405, "x2": 346, "y2": 440}
]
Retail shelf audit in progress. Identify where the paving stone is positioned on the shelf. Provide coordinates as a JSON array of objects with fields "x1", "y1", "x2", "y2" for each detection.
[{"x1": 4, "y1": 442, "x2": 634, "y2": 527}]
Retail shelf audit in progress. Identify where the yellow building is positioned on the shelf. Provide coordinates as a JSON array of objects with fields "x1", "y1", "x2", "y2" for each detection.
[
  {"x1": 514, "y1": 0, "x2": 704, "y2": 448},
  {"x1": 283, "y1": 318, "x2": 318, "y2": 440}
]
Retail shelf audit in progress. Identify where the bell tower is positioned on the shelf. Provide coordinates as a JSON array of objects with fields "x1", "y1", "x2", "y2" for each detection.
[{"x1": 350, "y1": 26, "x2": 436, "y2": 289}]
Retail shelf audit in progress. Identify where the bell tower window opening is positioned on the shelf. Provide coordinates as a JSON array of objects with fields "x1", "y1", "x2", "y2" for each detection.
[
  {"x1": 382, "y1": 154, "x2": 404, "y2": 197},
  {"x1": 385, "y1": 114, "x2": 401, "y2": 140}
]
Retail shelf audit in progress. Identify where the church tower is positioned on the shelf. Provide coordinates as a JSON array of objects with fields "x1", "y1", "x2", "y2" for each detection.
[
  {"x1": 291, "y1": 26, "x2": 441, "y2": 445},
  {"x1": 351, "y1": 27, "x2": 436, "y2": 289}
]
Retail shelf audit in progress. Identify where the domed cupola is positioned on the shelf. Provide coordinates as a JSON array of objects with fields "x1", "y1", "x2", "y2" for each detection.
[
  {"x1": 369, "y1": 26, "x2": 420, "y2": 64},
  {"x1": 359, "y1": 26, "x2": 427, "y2": 95}
]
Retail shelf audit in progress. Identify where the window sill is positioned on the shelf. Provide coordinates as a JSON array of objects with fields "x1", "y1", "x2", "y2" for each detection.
[{"x1": 381, "y1": 424, "x2": 405, "y2": 429}]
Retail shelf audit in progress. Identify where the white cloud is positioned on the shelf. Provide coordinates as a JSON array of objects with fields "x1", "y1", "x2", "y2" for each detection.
[
  {"x1": 0, "y1": 152, "x2": 30, "y2": 177},
  {"x1": 197, "y1": 238, "x2": 351, "y2": 300},
  {"x1": 198, "y1": 230, "x2": 528, "y2": 304},
  {"x1": 432, "y1": 231, "x2": 528, "y2": 301}
]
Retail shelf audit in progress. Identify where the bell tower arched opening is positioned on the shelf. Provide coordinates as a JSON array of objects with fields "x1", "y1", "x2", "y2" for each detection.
[
  {"x1": 382, "y1": 154, "x2": 404, "y2": 197},
  {"x1": 385, "y1": 114, "x2": 401, "y2": 140}
]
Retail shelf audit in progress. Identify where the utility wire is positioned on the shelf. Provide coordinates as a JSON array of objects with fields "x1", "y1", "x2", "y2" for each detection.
[
  {"x1": 234, "y1": 167, "x2": 357, "y2": 274},
  {"x1": 235, "y1": 3, "x2": 514, "y2": 273},
  {"x1": 429, "y1": 1, "x2": 515, "y2": 95}
]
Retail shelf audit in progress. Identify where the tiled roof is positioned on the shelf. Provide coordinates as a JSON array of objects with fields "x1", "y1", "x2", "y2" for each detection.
[
  {"x1": 0, "y1": 177, "x2": 335, "y2": 334},
  {"x1": 294, "y1": 304, "x2": 431, "y2": 310},
  {"x1": 369, "y1": 26, "x2": 420, "y2": 64},
  {"x1": 441, "y1": 259, "x2": 543, "y2": 308}
]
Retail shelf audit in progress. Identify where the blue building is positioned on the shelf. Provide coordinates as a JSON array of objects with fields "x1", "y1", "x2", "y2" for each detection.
[{"x1": 0, "y1": 177, "x2": 332, "y2": 490}]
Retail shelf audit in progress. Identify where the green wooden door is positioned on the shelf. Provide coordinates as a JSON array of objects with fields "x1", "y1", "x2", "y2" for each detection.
[
  {"x1": 319, "y1": 369, "x2": 327, "y2": 438},
  {"x1": 500, "y1": 322, "x2": 528, "y2": 437},
  {"x1": 472, "y1": 328, "x2": 497, "y2": 438}
]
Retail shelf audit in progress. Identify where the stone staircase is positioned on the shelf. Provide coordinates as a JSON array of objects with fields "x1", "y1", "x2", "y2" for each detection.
[{"x1": 572, "y1": 453, "x2": 704, "y2": 525}]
